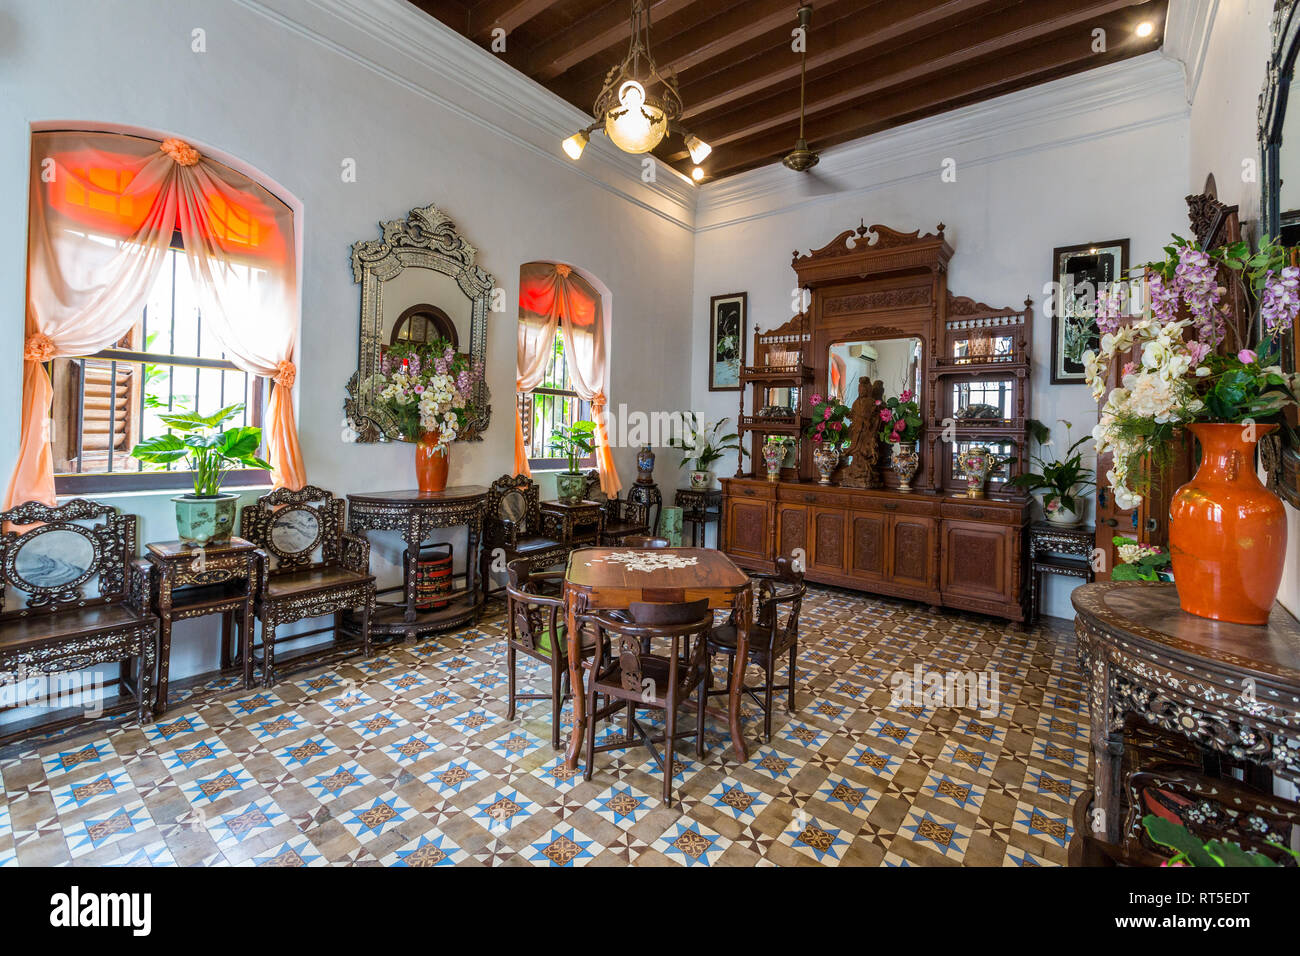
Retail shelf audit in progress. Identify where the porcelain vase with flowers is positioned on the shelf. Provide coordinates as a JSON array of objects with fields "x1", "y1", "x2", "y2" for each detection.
[
  {"x1": 1087, "y1": 236, "x2": 1299, "y2": 625},
  {"x1": 369, "y1": 338, "x2": 484, "y2": 494},
  {"x1": 806, "y1": 392, "x2": 851, "y2": 485},
  {"x1": 877, "y1": 390, "x2": 923, "y2": 490}
]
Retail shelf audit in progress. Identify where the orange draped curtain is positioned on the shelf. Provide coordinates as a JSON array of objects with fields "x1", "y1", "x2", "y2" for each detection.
[
  {"x1": 516, "y1": 262, "x2": 620, "y2": 495},
  {"x1": 5, "y1": 131, "x2": 304, "y2": 510}
]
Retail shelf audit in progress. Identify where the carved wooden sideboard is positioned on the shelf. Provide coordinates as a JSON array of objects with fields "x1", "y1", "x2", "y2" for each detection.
[
  {"x1": 720, "y1": 222, "x2": 1032, "y2": 622},
  {"x1": 721, "y1": 478, "x2": 1029, "y2": 621}
]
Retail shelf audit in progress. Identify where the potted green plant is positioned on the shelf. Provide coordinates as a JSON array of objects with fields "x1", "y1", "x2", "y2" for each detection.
[
  {"x1": 131, "y1": 403, "x2": 271, "y2": 547},
  {"x1": 1007, "y1": 418, "x2": 1095, "y2": 525},
  {"x1": 1142, "y1": 814, "x2": 1298, "y2": 867},
  {"x1": 549, "y1": 420, "x2": 597, "y2": 504},
  {"x1": 667, "y1": 413, "x2": 746, "y2": 489}
]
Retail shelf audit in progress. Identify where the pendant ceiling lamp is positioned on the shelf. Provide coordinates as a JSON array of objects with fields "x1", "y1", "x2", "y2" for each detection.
[
  {"x1": 782, "y1": 5, "x2": 819, "y2": 173},
  {"x1": 563, "y1": 0, "x2": 711, "y2": 170}
]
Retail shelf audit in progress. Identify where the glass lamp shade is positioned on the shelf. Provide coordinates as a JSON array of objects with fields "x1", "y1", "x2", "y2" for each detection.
[
  {"x1": 604, "y1": 80, "x2": 667, "y2": 154},
  {"x1": 562, "y1": 131, "x2": 588, "y2": 160},
  {"x1": 685, "y1": 134, "x2": 711, "y2": 164}
]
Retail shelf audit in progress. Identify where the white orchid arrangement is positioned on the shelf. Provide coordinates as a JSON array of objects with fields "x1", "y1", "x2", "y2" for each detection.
[
  {"x1": 369, "y1": 338, "x2": 483, "y2": 451},
  {"x1": 1085, "y1": 237, "x2": 1300, "y2": 510}
]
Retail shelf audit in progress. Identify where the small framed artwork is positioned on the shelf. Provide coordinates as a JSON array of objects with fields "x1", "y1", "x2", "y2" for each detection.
[
  {"x1": 708, "y1": 292, "x2": 747, "y2": 391},
  {"x1": 1050, "y1": 239, "x2": 1129, "y2": 384}
]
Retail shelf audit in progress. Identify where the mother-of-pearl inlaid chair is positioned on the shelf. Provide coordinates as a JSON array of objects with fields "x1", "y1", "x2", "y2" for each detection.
[
  {"x1": 0, "y1": 498, "x2": 158, "y2": 744},
  {"x1": 239, "y1": 485, "x2": 374, "y2": 686}
]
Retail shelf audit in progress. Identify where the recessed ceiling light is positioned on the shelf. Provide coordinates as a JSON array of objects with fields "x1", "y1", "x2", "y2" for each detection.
[
  {"x1": 692, "y1": 166, "x2": 705, "y2": 182},
  {"x1": 1135, "y1": 21, "x2": 1154, "y2": 38}
]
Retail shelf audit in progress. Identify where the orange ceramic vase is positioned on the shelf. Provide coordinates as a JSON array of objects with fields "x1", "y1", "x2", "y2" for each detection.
[
  {"x1": 1168, "y1": 422, "x2": 1286, "y2": 625},
  {"x1": 415, "y1": 429, "x2": 449, "y2": 494}
]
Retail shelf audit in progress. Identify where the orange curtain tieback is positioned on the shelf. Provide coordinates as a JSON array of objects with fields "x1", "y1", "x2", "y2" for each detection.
[
  {"x1": 273, "y1": 359, "x2": 297, "y2": 388},
  {"x1": 24, "y1": 333, "x2": 56, "y2": 363},
  {"x1": 160, "y1": 138, "x2": 201, "y2": 166},
  {"x1": 555, "y1": 263, "x2": 572, "y2": 278}
]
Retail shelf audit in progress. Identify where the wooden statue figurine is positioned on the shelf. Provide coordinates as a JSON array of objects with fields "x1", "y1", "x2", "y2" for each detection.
[{"x1": 837, "y1": 378, "x2": 884, "y2": 489}]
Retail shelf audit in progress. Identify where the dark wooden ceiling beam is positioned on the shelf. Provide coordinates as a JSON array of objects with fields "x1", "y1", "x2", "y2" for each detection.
[
  {"x1": 667, "y1": 0, "x2": 1144, "y2": 159},
  {"x1": 523, "y1": 0, "x2": 702, "y2": 82},
  {"x1": 682, "y1": 12, "x2": 1161, "y2": 179},
  {"x1": 678, "y1": 0, "x2": 1012, "y2": 122},
  {"x1": 405, "y1": 0, "x2": 472, "y2": 33},
  {"x1": 467, "y1": 0, "x2": 555, "y2": 40}
]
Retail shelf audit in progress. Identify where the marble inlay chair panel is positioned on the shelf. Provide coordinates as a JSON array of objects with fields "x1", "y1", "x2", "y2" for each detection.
[{"x1": 0, "y1": 498, "x2": 157, "y2": 744}]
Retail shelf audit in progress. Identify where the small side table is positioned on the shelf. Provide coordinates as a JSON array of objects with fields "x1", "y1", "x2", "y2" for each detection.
[
  {"x1": 675, "y1": 488, "x2": 722, "y2": 547},
  {"x1": 541, "y1": 499, "x2": 605, "y2": 547},
  {"x1": 626, "y1": 480, "x2": 663, "y2": 534},
  {"x1": 1027, "y1": 521, "x2": 1095, "y2": 623},
  {"x1": 145, "y1": 537, "x2": 260, "y2": 714}
]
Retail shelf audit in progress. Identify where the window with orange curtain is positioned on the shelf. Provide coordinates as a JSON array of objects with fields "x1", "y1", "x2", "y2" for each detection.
[
  {"x1": 38, "y1": 133, "x2": 292, "y2": 494},
  {"x1": 517, "y1": 328, "x2": 596, "y2": 470}
]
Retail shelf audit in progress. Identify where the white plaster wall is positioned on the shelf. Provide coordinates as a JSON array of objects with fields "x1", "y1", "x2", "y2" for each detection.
[
  {"x1": 0, "y1": 0, "x2": 696, "y2": 692},
  {"x1": 1185, "y1": 0, "x2": 1300, "y2": 618},
  {"x1": 688, "y1": 55, "x2": 1192, "y2": 620}
]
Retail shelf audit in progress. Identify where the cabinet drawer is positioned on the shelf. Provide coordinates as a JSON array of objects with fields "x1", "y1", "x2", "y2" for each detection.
[
  {"x1": 941, "y1": 501, "x2": 1019, "y2": 524},
  {"x1": 857, "y1": 496, "x2": 941, "y2": 518}
]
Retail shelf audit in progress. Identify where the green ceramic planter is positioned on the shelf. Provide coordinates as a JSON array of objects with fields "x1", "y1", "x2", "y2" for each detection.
[
  {"x1": 172, "y1": 492, "x2": 238, "y2": 547},
  {"x1": 555, "y1": 472, "x2": 586, "y2": 505}
]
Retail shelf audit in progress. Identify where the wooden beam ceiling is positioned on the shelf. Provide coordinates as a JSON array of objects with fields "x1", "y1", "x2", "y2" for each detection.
[{"x1": 405, "y1": 0, "x2": 1169, "y2": 182}]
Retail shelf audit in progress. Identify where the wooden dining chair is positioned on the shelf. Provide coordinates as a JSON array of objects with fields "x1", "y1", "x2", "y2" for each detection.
[
  {"x1": 706, "y1": 556, "x2": 806, "y2": 741},
  {"x1": 621, "y1": 535, "x2": 671, "y2": 548},
  {"x1": 504, "y1": 558, "x2": 595, "y2": 749},
  {"x1": 580, "y1": 598, "x2": 712, "y2": 806}
]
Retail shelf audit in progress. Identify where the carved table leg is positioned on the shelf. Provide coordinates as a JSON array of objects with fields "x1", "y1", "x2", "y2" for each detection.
[
  {"x1": 563, "y1": 588, "x2": 589, "y2": 772},
  {"x1": 240, "y1": 576, "x2": 256, "y2": 691},
  {"x1": 728, "y1": 582, "x2": 753, "y2": 763},
  {"x1": 1087, "y1": 649, "x2": 1123, "y2": 844},
  {"x1": 403, "y1": 518, "x2": 421, "y2": 626},
  {"x1": 154, "y1": 565, "x2": 174, "y2": 715},
  {"x1": 467, "y1": 515, "x2": 481, "y2": 619}
]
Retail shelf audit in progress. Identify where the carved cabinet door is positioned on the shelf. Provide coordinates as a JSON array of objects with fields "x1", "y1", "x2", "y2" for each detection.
[
  {"x1": 888, "y1": 514, "x2": 937, "y2": 589},
  {"x1": 776, "y1": 503, "x2": 808, "y2": 562},
  {"x1": 724, "y1": 498, "x2": 772, "y2": 563},
  {"x1": 940, "y1": 520, "x2": 1011, "y2": 603},
  {"x1": 848, "y1": 511, "x2": 888, "y2": 582},
  {"x1": 808, "y1": 507, "x2": 847, "y2": 574}
]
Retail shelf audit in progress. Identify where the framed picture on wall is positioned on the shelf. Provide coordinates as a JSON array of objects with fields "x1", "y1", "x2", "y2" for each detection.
[
  {"x1": 1050, "y1": 239, "x2": 1129, "y2": 384},
  {"x1": 708, "y1": 292, "x2": 747, "y2": 391}
]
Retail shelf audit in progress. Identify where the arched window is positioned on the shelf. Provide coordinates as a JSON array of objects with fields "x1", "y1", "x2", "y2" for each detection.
[{"x1": 8, "y1": 129, "x2": 303, "y2": 504}]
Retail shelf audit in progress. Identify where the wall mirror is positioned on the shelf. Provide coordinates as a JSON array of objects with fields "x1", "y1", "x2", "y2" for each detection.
[
  {"x1": 827, "y1": 336, "x2": 922, "y2": 408},
  {"x1": 1261, "y1": 0, "x2": 1300, "y2": 506},
  {"x1": 344, "y1": 204, "x2": 495, "y2": 443}
]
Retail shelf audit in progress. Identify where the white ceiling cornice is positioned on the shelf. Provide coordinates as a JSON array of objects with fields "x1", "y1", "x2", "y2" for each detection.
[
  {"x1": 695, "y1": 53, "x2": 1190, "y2": 231},
  {"x1": 1162, "y1": 0, "x2": 1220, "y2": 103},
  {"x1": 234, "y1": 0, "x2": 699, "y2": 231}
]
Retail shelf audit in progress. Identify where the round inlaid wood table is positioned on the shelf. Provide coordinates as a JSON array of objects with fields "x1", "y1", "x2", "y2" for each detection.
[{"x1": 1070, "y1": 581, "x2": 1300, "y2": 849}]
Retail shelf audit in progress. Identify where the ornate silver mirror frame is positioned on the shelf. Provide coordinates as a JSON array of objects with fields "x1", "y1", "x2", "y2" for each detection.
[
  {"x1": 344, "y1": 204, "x2": 495, "y2": 443},
  {"x1": 1260, "y1": 0, "x2": 1300, "y2": 505}
]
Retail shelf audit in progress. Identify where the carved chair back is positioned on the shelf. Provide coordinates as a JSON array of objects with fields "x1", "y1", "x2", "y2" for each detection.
[
  {"x1": 484, "y1": 474, "x2": 542, "y2": 544},
  {"x1": 585, "y1": 468, "x2": 648, "y2": 526},
  {"x1": 586, "y1": 598, "x2": 712, "y2": 702},
  {"x1": 0, "y1": 499, "x2": 136, "y2": 618},
  {"x1": 505, "y1": 558, "x2": 564, "y2": 658},
  {"x1": 240, "y1": 485, "x2": 346, "y2": 575},
  {"x1": 751, "y1": 556, "x2": 805, "y2": 657}
]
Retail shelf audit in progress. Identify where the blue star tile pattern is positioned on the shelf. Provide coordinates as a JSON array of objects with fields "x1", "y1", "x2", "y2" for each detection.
[
  {"x1": 114, "y1": 841, "x2": 177, "y2": 867},
  {"x1": 161, "y1": 737, "x2": 230, "y2": 773},
  {"x1": 748, "y1": 746, "x2": 802, "y2": 781},
  {"x1": 815, "y1": 777, "x2": 877, "y2": 819},
  {"x1": 304, "y1": 763, "x2": 372, "y2": 803},
  {"x1": 410, "y1": 689, "x2": 463, "y2": 714},
  {"x1": 382, "y1": 672, "x2": 429, "y2": 694},
  {"x1": 181, "y1": 767, "x2": 255, "y2": 805},
  {"x1": 54, "y1": 770, "x2": 131, "y2": 810},
  {"x1": 1030, "y1": 739, "x2": 1086, "y2": 771},
  {"x1": 781, "y1": 813, "x2": 851, "y2": 864},
  {"x1": 241, "y1": 835, "x2": 324, "y2": 867},
  {"x1": 250, "y1": 712, "x2": 306, "y2": 741},
  {"x1": 528, "y1": 827, "x2": 596, "y2": 867},
  {"x1": 67, "y1": 802, "x2": 151, "y2": 857},
  {"x1": 451, "y1": 709, "x2": 502, "y2": 736},
  {"x1": 317, "y1": 690, "x2": 375, "y2": 716},
  {"x1": 226, "y1": 692, "x2": 280, "y2": 716},
  {"x1": 342, "y1": 792, "x2": 416, "y2": 840},
  {"x1": 385, "y1": 832, "x2": 467, "y2": 866},
  {"x1": 350, "y1": 710, "x2": 408, "y2": 739},
  {"x1": 900, "y1": 808, "x2": 971, "y2": 859},
  {"x1": 143, "y1": 714, "x2": 208, "y2": 744},
  {"x1": 207, "y1": 798, "x2": 288, "y2": 850},
  {"x1": 653, "y1": 821, "x2": 730, "y2": 866},
  {"x1": 41, "y1": 740, "x2": 110, "y2": 777},
  {"x1": 386, "y1": 733, "x2": 439, "y2": 766},
  {"x1": 355, "y1": 656, "x2": 399, "y2": 676},
  {"x1": 865, "y1": 717, "x2": 920, "y2": 750},
  {"x1": 707, "y1": 778, "x2": 771, "y2": 822},
  {"x1": 423, "y1": 758, "x2": 485, "y2": 796},
  {"x1": 1013, "y1": 805, "x2": 1072, "y2": 848},
  {"x1": 587, "y1": 785, "x2": 653, "y2": 828},
  {"x1": 275, "y1": 736, "x2": 338, "y2": 770},
  {"x1": 473, "y1": 789, "x2": 539, "y2": 836},
  {"x1": 843, "y1": 743, "x2": 903, "y2": 780}
]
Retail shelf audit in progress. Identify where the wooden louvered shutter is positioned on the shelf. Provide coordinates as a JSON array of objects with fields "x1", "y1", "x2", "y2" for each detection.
[{"x1": 52, "y1": 357, "x2": 139, "y2": 473}]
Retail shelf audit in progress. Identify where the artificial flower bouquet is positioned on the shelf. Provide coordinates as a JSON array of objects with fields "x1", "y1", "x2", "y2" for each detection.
[
  {"x1": 806, "y1": 393, "x2": 851, "y2": 447},
  {"x1": 1110, "y1": 535, "x2": 1171, "y2": 582},
  {"x1": 1086, "y1": 236, "x2": 1300, "y2": 509},
  {"x1": 371, "y1": 338, "x2": 483, "y2": 451},
  {"x1": 876, "y1": 390, "x2": 922, "y2": 444}
]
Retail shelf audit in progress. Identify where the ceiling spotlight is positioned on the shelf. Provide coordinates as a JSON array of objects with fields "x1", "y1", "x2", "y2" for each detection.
[
  {"x1": 562, "y1": 130, "x2": 589, "y2": 160},
  {"x1": 685, "y1": 134, "x2": 712, "y2": 164},
  {"x1": 1135, "y1": 21, "x2": 1154, "y2": 38},
  {"x1": 692, "y1": 166, "x2": 705, "y2": 182}
]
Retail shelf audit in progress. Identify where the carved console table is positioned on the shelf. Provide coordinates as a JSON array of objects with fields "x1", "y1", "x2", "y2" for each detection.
[
  {"x1": 346, "y1": 487, "x2": 487, "y2": 639},
  {"x1": 1027, "y1": 522, "x2": 1095, "y2": 623},
  {"x1": 1071, "y1": 581, "x2": 1300, "y2": 847}
]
